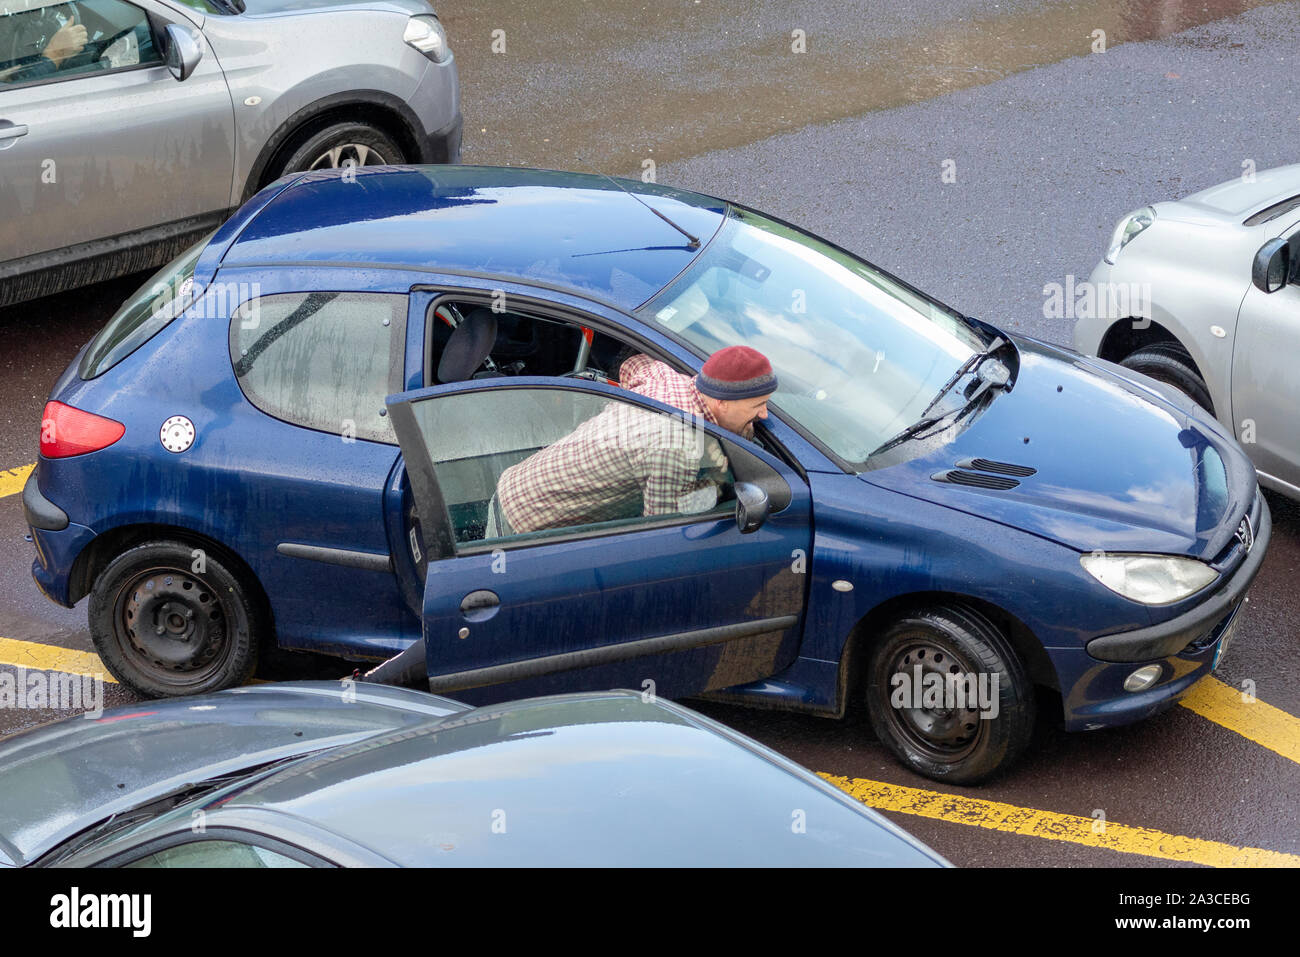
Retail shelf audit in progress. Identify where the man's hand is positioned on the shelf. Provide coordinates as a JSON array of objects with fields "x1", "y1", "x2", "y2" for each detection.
[{"x1": 42, "y1": 22, "x2": 88, "y2": 68}]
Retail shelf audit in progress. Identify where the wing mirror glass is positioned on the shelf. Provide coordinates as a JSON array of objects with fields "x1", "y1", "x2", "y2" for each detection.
[
  {"x1": 1252, "y1": 237, "x2": 1294, "y2": 293},
  {"x1": 163, "y1": 24, "x2": 203, "y2": 81},
  {"x1": 734, "y1": 482, "x2": 770, "y2": 534}
]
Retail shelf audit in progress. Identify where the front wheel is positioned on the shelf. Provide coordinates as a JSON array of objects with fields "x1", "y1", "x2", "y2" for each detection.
[
  {"x1": 88, "y1": 541, "x2": 261, "y2": 698},
  {"x1": 273, "y1": 122, "x2": 404, "y2": 178},
  {"x1": 1120, "y1": 343, "x2": 1215, "y2": 415},
  {"x1": 865, "y1": 605, "x2": 1035, "y2": 785}
]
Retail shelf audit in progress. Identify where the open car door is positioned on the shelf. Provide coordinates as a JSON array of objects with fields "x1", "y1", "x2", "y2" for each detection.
[{"x1": 386, "y1": 376, "x2": 812, "y2": 703}]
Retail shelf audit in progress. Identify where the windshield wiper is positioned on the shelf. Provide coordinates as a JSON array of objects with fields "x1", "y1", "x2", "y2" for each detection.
[
  {"x1": 869, "y1": 345, "x2": 1012, "y2": 459},
  {"x1": 920, "y1": 335, "x2": 1006, "y2": 418},
  {"x1": 36, "y1": 755, "x2": 310, "y2": 867},
  {"x1": 869, "y1": 411, "x2": 961, "y2": 460}
]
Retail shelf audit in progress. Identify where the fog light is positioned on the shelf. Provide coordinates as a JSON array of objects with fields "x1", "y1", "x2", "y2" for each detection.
[{"x1": 1123, "y1": 664, "x2": 1162, "y2": 693}]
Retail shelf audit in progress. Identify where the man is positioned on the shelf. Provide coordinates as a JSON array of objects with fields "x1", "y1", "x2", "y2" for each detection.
[
  {"x1": 1, "y1": 4, "x2": 88, "y2": 84},
  {"x1": 619, "y1": 345, "x2": 776, "y2": 441},
  {"x1": 358, "y1": 345, "x2": 778, "y2": 686},
  {"x1": 493, "y1": 345, "x2": 778, "y2": 535}
]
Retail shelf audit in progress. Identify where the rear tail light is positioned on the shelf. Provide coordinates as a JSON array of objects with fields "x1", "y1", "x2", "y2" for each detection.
[{"x1": 40, "y1": 401, "x2": 125, "y2": 458}]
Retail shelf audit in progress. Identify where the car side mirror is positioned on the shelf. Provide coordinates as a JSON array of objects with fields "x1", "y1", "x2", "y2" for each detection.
[
  {"x1": 734, "y1": 482, "x2": 770, "y2": 534},
  {"x1": 163, "y1": 24, "x2": 203, "y2": 81},
  {"x1": 1251, "y1": 237, "x2": 1293, "y2": 293}
]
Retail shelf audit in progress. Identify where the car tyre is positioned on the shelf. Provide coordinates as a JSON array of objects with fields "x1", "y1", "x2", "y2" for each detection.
[
  {"x1": 273, "y1": 122, "x2": 404, "y2": 177},
  {"x1": 865, "y1": 605, "x2": 1035, "y2": 785},
  {"x1": 1119, "y1": 343, "x2": 1215, "y2": 415},
  {"x1": 88, "y1": 541, "x2": 261, "y2": 699}
]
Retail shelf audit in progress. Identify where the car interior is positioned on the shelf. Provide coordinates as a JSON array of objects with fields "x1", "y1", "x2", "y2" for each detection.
[
  {"x1": 425, "y1": 300, "x2": 632, "y2": 388},
  {"x1": 416, "y1": 299, "x2": 762, "y2": 548},
  {"x1": 0, "y1": 0, "x2": 158, "y2": 85}
]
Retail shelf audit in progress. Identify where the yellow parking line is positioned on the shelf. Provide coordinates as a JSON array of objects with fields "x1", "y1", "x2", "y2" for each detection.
[
  {"x1": 0, "y1": 636, "x2": 116, "y2": 682},
  {"x1": 0, "y1": 463, "x2": 34, "y2": 499},
  {"x1": 821, "y1": 774, "x2": 1300, "y2": 867},
  {"x1": 1179, "y1": 675, "x2": 1300, "y2": 765}
]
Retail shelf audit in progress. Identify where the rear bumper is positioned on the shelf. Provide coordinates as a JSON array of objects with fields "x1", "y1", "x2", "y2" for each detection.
[{"x1": 24, "y1": 470, "x2": 92, "y2": 608}]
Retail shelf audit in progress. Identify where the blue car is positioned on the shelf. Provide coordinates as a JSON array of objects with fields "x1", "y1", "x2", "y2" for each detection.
[{"x1": 23, "y1": 165, "x2": 1270, "y2": 783}]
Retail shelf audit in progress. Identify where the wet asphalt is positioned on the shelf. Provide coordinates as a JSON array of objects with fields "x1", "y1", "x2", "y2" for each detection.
[{"x1": 0, "y1": 0, "x2": 1297, "y2": 867}]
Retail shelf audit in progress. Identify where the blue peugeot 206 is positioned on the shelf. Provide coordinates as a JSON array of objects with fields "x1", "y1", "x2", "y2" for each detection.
[{"x1": 23, "y1": 166, "x2": 1270, "y2": 783}]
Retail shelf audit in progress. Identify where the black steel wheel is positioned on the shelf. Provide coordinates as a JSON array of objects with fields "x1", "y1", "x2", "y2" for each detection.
[
  {"x1": 89, "y1": 541, "x2": 261, "y2": 698},
  {"x1": 865, "y1": 605, "x2": 1035, "y2": 785}
]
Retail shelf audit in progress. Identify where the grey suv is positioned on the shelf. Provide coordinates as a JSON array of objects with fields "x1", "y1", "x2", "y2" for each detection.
[{"x1": 0, "y1": 0, "x2": 460, "y2": 306}]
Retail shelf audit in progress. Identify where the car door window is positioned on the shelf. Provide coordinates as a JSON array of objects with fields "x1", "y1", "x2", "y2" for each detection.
[
  {"x1": 0, "y1": 0, "x2": 161, "y2": 88},
  {"x1": 230, "y1": 292, "x2": 407, "y2": 444},
  {"x1": 425, "y1": 299, "x2": 629, "y2": 385},
  {"x1": 410, "y1": 387, "x2": 735, "y2": 547}
]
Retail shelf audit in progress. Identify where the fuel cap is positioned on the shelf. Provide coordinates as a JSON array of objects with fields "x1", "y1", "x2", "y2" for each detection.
[{"x1": 160, "y1": 415, "x2": 196, "y2": 453}]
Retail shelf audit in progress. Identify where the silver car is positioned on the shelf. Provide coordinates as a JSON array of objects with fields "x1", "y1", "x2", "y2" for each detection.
[
  {"x1": 0, "y1": 0, "x2": 459, "y2": 306},
  {"x1": 1075, "y1": 163, "x2": 1300, "y2": 500}
]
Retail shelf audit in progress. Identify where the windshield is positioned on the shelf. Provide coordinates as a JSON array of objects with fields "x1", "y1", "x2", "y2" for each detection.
[{"x1": 636, "y1": 208, "x2": 987, "y2": 467}]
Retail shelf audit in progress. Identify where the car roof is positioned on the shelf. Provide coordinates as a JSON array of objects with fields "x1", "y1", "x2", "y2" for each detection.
[
  {"x1": 216, "y1": 165, "x2": 729, "y2": 312},
  {"x1": 212, "y1": 691, "x2": 946, "y2": 867}
]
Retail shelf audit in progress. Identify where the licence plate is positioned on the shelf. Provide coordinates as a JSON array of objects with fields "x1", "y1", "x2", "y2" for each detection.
[{"x1": 1212, "y1": 613, "x2": 1240, "y2": 671}]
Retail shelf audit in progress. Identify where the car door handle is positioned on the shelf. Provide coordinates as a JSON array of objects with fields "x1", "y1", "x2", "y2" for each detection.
[
  {"x1": 459, "y1": 589, "x2": 500, "y2": 622},
  {"x1": 0, "y1": 123, "x2": 29, "y2": 144}
]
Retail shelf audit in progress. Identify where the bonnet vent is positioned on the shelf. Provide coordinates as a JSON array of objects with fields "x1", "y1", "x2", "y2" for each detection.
[
  {"x1": 957, "y1": 457, "x2": 1037, "y2": 477},
  {"x1": 931, "y1": 470, "x2": 1020, "y2": 490}
]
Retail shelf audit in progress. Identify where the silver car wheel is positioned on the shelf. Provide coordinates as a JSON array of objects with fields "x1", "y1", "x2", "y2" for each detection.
[{"x1": 307, "y1": 143, "x2": 390, "y2": 170}]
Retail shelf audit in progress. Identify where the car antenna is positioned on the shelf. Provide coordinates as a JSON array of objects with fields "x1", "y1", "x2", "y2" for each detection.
[{"x1": 575, "y1": 155, "x2": 700, "y2": 249}]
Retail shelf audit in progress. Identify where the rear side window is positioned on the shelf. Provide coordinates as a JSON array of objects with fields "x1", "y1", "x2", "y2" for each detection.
[
  {"x1": 230, "y1": 292, "x2": 407, "y2": 444},
  {"x1": 79, "y1": 233, "x2": 210, "y2": 379}
]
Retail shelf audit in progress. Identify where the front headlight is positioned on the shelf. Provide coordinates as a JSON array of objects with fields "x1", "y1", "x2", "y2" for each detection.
[
  {"x1": 1080, "y1": 552, "x2": 1218, "y2": 605},
  {"x1": 1104, "y1": 206, "x2": 1155, "y2": 264},
  {"x1": 404, "y1": 15, "x2": 450, "y2": 63}
]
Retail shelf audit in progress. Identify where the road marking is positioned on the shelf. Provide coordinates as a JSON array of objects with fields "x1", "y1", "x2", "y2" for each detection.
[
  {"x1": 0, "y1": 463, "x2": 34, "y2": 499},
  {"x1": 1180, "y1": 675, "x2": 1300, "y2": 765},
  {"x1": 0, "y1": 636, "x2": 116, "y2": 682},
  {"x1": 820, "y1": 774, "x2": 1300, "y2": 867}
]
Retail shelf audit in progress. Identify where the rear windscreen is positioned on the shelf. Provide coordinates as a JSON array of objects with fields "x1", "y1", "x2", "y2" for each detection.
[{"x1": 79, "y1": 233, "x2": 212, "y2": 379}]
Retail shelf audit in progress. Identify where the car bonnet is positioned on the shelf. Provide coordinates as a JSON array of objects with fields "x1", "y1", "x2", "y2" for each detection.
[
  {"x1": 0, "y1": 681, "x2": 466, "y2": 866},
  {"x1": 860, "y1": 335, "x2": 1254, "y2": 557}
]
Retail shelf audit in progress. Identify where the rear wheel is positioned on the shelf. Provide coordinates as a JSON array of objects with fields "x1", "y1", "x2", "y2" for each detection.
[
  {"x1": 88, "y1": 541, "x2": 261, "y2": 698},
  {"x1": 865, "y1": 605, "x2": 1035, "y2": 785},
  {"x1": 1120, "y1": 343, "x2": 1215, "y2": 415}
]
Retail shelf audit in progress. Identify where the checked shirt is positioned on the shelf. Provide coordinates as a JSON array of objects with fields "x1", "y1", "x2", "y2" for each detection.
[{"x1": 496, "y1": 355, "x2": 730, "y2": 534}]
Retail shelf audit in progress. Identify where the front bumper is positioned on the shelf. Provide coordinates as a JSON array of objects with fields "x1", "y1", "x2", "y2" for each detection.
[
  {"x1": 1058, "y1": 496, "x2": 1271, "y2": 731},
  {"x1": 424, "y1": 111, "x2": 462, "y2": 164},
  {"x1": 1086, "y1": 495, "x2": 1271, "y2": 662}
]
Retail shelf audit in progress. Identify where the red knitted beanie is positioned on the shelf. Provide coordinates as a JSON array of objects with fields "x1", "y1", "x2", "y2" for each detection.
[{"x1": 695, "y1": 346, "x2": 778, "y2": 400}]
